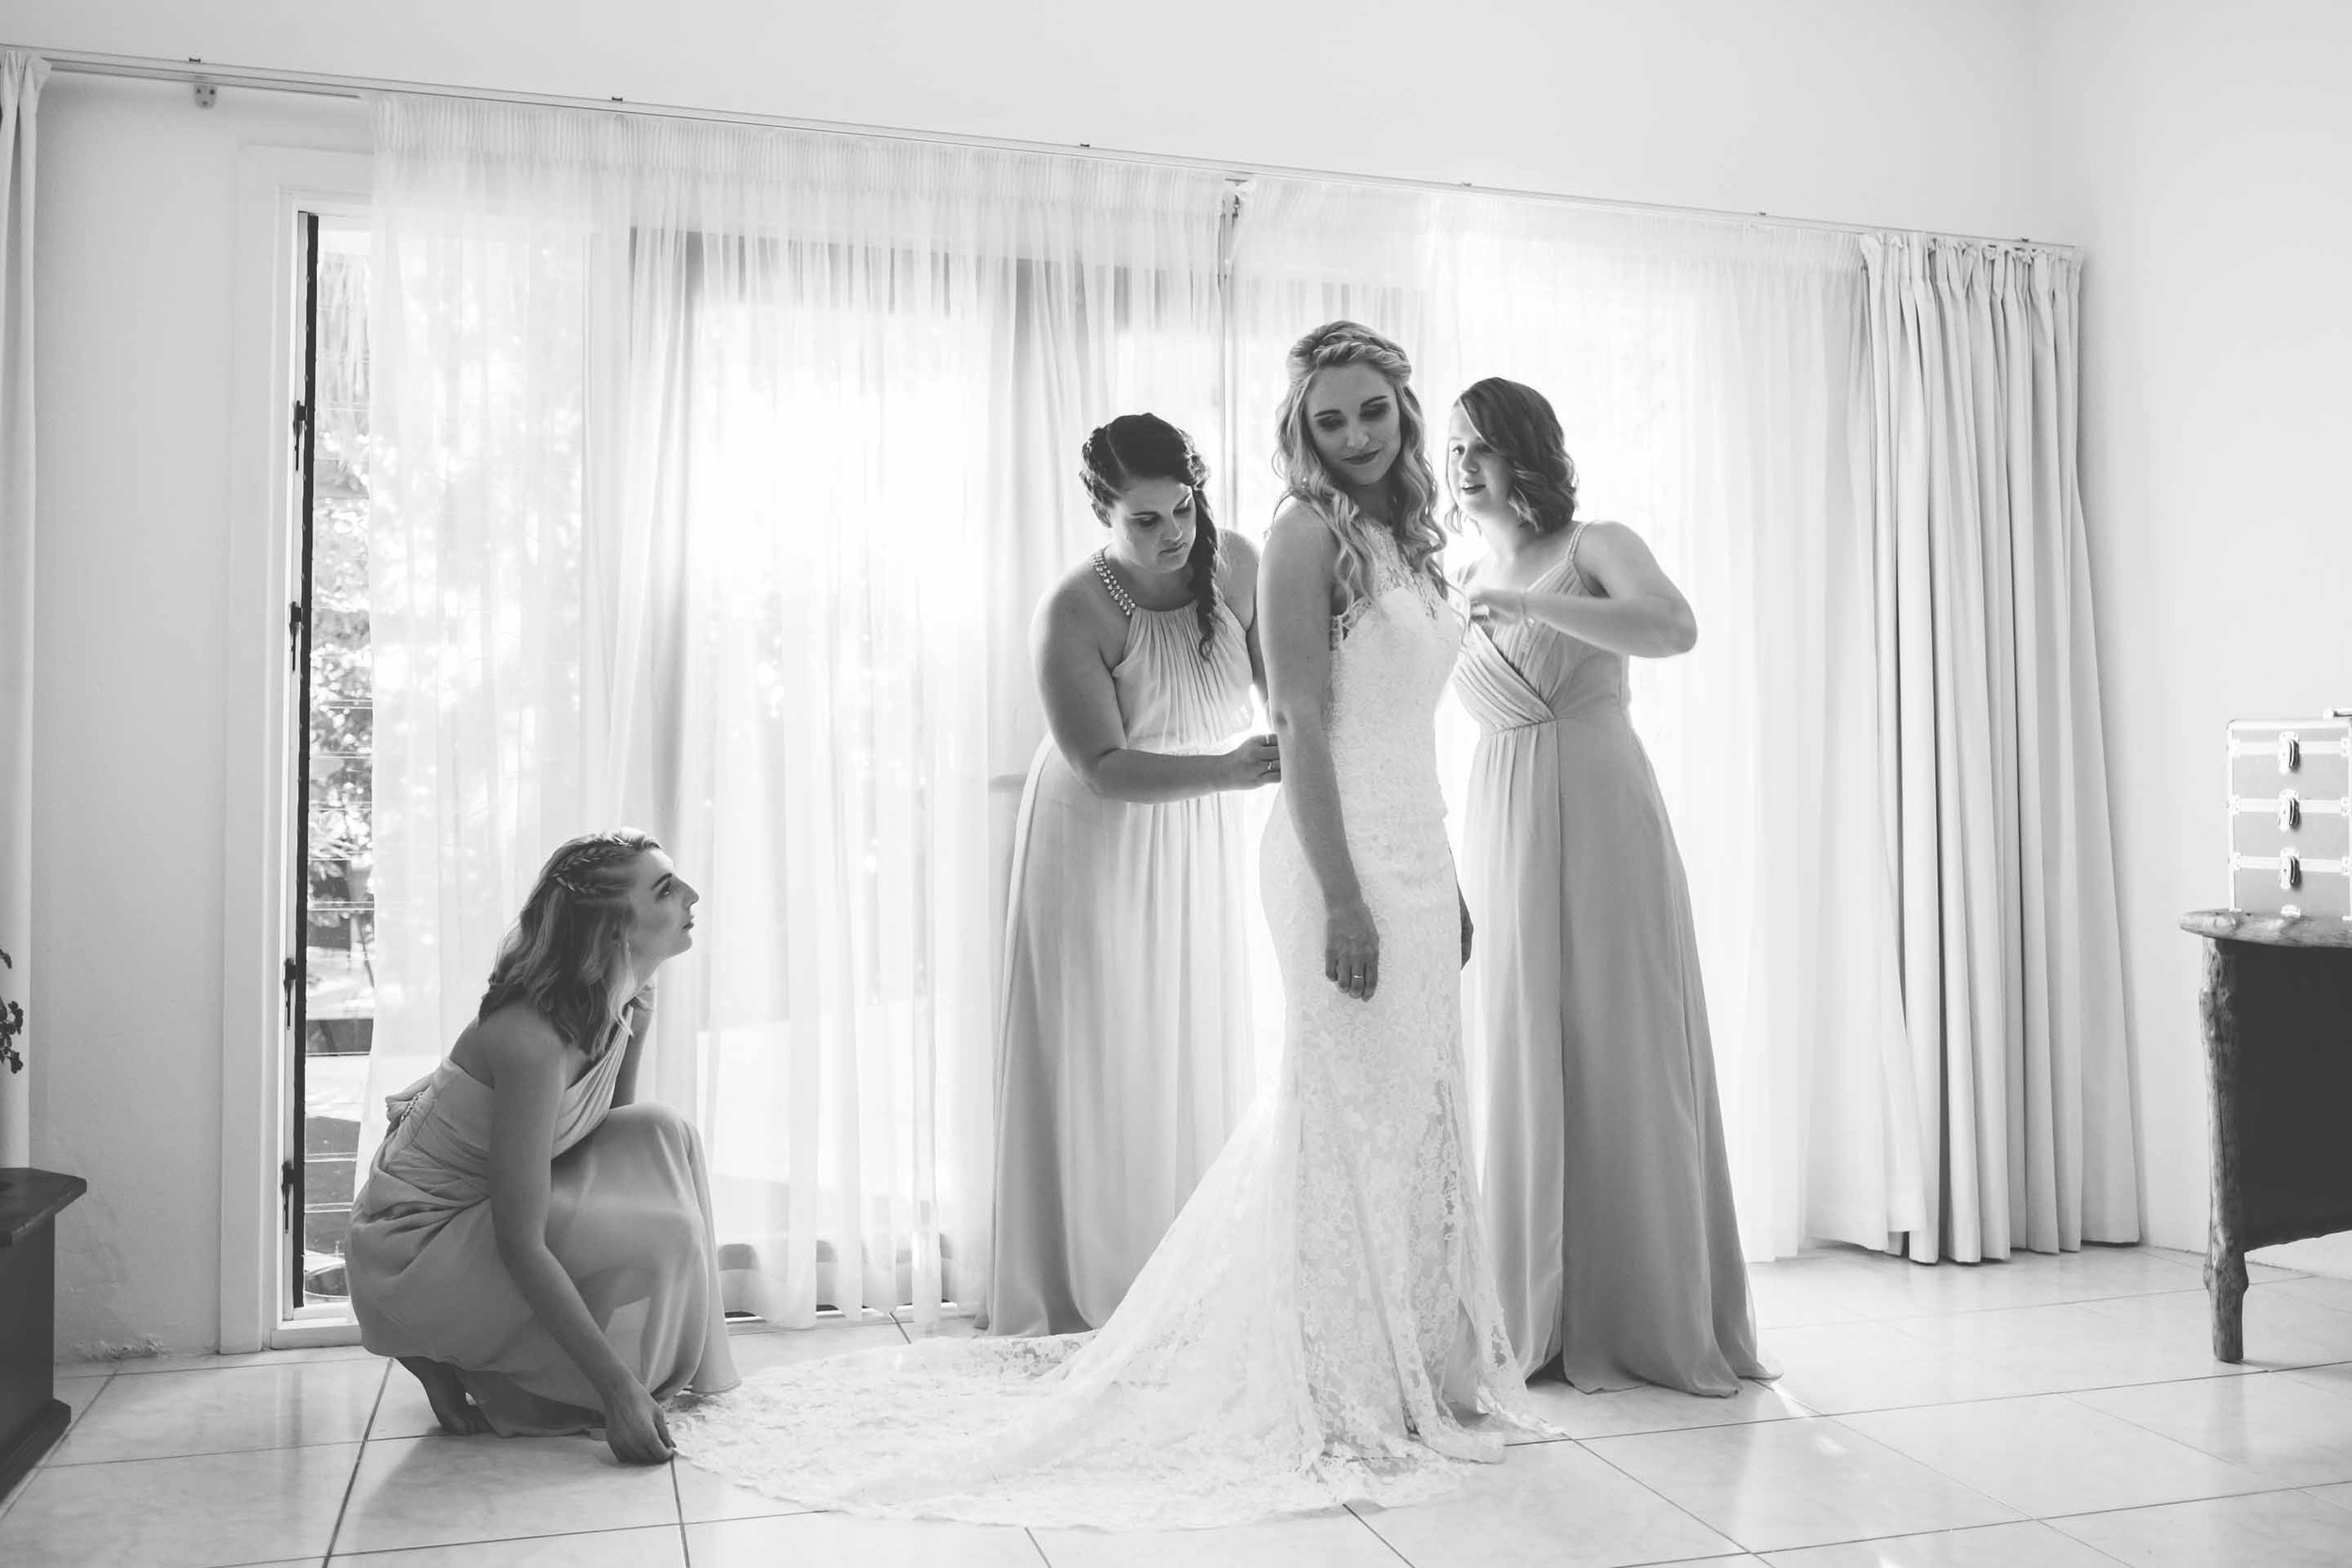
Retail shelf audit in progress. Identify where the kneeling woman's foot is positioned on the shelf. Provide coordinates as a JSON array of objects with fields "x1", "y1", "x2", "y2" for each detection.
[{"x1": 399, "y1": 1355, "x2": 491, "y2": 1435}]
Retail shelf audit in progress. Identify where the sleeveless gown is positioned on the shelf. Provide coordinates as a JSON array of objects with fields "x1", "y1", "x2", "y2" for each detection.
[
  {"x1": 983, "y1": 574, "x2": 1261, "y2": 1336},
  {"x1": 669, "y1": 525, "x2": 1541, "y2": 1528},
  {"x1": 1454, "y1": 521, "x2": 1769, "y2": 1396},
  {"x1": 345, "y1": 1036, "x2": 740, "y2": 1433}
]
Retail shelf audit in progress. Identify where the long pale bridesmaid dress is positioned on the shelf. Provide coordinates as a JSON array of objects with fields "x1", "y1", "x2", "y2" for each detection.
[
  {"x1": 980, "y1": 558, "x2": 1263, "y2": 1336},
  {"x1": 1454, "y1": 519, "x2": 1769, "y2": 1396},
  {"x1": 346, "y1": 1024, "x2": 740, "y2": 1432}
]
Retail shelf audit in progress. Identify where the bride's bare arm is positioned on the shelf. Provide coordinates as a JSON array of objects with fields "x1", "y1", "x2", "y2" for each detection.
[{"x1": 1263, "y1": 503, "x2": 1379, "y2": 1000}]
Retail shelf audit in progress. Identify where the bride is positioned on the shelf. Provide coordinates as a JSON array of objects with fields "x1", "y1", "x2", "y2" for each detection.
[{"x1": 670, "y1": 321, "x2": 1538, "y2": 1529}]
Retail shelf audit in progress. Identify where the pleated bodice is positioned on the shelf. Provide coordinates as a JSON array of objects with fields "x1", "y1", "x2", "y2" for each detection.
[
  {"x1": 1110, "y1": 598, "x2": 1255, "y2": 755},
  {"x1": 1453, "y1": 539, "x2": 1629, "y2": 733}
]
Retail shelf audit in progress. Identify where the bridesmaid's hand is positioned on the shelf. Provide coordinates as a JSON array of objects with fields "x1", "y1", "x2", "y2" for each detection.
[
  {"x1": 1466, "y1": 585, "x2": 1528, "y2": 628},
  {"x1": 602, "y1": 1381, "x2": 676, "y2": 1465},
  {"x1": 1326, "y1": 897, "x2": 1380, "y2": 1002},
  {"x1": 1221, "y1": 734, "x2": 1282, "y2": 791}
]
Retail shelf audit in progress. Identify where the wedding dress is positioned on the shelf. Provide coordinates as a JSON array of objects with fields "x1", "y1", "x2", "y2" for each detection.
[{"x1": 670, "y1": 524, "x2": 1538, "y2": 1528}]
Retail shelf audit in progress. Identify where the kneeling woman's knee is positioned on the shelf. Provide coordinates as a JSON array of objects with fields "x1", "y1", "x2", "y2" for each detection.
[{"x1": 599, "y1": 1101, "x2": 702, "y2": 1155}]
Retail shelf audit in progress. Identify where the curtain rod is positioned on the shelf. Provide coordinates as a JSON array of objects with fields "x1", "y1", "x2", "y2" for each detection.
[{"x1": 22, "y1": 43, "x2": 2079, "y2": 258}]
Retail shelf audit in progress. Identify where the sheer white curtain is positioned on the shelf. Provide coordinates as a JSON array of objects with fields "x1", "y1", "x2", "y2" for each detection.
[
  {"x1": 363, "y1": 94, "x2": 1232, "y2": 1326},
  {"x1": 0, "y1": 50, "x2": 46, "y2": 1168},
  {"x1": 1231, "y1": 180, "x2": 1924, "y2": 1259},
  {"x1": 1862, "y1": 236, "x2": 2137, "y2": 1260}
]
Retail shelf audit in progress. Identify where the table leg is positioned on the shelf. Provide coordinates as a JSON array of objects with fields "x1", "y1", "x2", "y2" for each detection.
[{"x1": 2200, "y1": 937, "x2": 2247, "y2": 1363}]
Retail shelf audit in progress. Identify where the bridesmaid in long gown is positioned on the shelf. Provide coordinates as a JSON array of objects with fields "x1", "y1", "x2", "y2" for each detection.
[
  {"x1": 1447, "y1": 377, "x2": 1770, "y2": 1397},
  {"x1": 981, "y1": 413, "x2": 1280, "y2": 1336},
  {"x1": 346, "y1": 829, "x2": 739, "y2": 1463}
]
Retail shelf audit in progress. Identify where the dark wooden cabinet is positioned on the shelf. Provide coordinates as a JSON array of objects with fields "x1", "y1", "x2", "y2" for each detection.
[
  {"x1": 0, "y1": 1167, "x2": 87, "y2": 1502},
  {"x1": 2183, "y1": 911, "x2": 2352, "y2": 1361}
]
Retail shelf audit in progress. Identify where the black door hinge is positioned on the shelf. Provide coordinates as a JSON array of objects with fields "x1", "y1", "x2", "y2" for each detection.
[
  {"x1": 282, "y1": 956, "x2": 298, "y2": 1028},
  {"x1": 292, "y1": 400, "x2": 308, "y2": 471},
  {"x1": 288, "y1": 601, "x2": 306, "y2": 670},
  {"x1": 279, "y1": 1158, "x2": 297, "y2": 1232}
]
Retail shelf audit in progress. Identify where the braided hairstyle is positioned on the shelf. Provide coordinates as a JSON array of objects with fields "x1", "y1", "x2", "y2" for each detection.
[
  {"x1": 1079, "y1": 413, "x2": 1222, "y2": 657},
  {"x1": 1272, "y1": 321, "x2": 1447, "y2": 609},
  {"x1": 1450, "y1": 377, "x2": 1580, "y2": 535},
  {"x1": 478, "y1": 828, "x2": 661, "y2": 1059}
]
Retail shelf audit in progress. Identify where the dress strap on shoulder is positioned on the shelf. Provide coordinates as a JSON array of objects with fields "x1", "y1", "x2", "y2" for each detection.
[
  {"x1": 1091, "y1": 548, "x2": 1136, "y2": 618},
  {"x1": 1563, "y1": 519, "x2": 1593, "y2": 586}
]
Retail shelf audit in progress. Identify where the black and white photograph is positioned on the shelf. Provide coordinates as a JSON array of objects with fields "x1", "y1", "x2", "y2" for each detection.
[{"x1": 2, "y1": 3, "x2": 2350, "y2": 1565}]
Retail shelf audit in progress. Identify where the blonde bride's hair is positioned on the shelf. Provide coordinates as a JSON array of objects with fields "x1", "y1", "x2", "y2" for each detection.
[{"x1": 1271, "y1": 321, "x2": 1447, "y2": 609}]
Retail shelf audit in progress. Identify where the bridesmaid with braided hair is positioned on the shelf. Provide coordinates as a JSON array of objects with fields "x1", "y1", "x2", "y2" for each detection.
[
  {"x1": 980, "y1": 412, "x2": 1280, "y2": 1337},
  {"x1": 346, "y1": 829, "x2": 739, "y2": 1464}
]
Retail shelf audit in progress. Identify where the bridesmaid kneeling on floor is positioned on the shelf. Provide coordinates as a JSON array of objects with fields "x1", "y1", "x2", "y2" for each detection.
[
  {"x1": 981, "y1": 412, "x2": 1279, "y2": 1337},
  {"x1": 345, "y1": 830, "x2": 739, "y2": 1464},
  {"x1": 1448, "y1": 377, "x2": 1770, "y2": 1397}
]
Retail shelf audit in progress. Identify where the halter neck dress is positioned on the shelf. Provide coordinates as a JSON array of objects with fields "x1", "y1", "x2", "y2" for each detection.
[{"x1": 981, "y1": 554, "x2": 1264, "y2": 1336}]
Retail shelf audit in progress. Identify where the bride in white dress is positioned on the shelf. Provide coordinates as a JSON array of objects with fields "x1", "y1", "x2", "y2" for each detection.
[{"x1": 670, "y1": 323, "x2": 1538, "y2": 1528}]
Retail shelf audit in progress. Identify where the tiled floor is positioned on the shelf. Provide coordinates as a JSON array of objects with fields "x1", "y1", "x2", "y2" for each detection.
[{"x1": 9, "y1": 1244, "x2": 2352, "y2": 1566}]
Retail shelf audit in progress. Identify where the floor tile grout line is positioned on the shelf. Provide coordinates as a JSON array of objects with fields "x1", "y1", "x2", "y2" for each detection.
[
  {"x1": 2032, "y1": 1475, "x2": 2312, "y2": 1522},
  {"x1": 1566, "y1": 1431, "x2": 1772, "y2": 1559},
  {"x1": 1711, "y1": 1407, "x2": 2047, "y2": 1555},
  {"x1": 1798, "y1": 1406, "x2": 2320, "y2": 1539},
  {"x1": 336, "y1": 1519, "x2": 711, "y2": 1560},
  {"x1": 1341, "y1": 1501, "x2": 1420, "y2": 1566},
  {"x1": 320, "y1": 1357, "x2": 391, "y2": 1562},
  {"x1": 1770, "y1": 1360, "x2": 2351, "y2": 1422},
  {"x1": 1847, "y1": 1402, "x2": 2314, "y2": 1512},
  {"x1": 6, "y1": 1365, "x2": 113, "y2": 1500},
  {"x1": 54, "y1": 1346, "x2": 381, "y2": 1380}
]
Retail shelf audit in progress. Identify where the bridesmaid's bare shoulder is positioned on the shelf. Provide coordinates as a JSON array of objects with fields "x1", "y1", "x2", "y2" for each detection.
[
  {"x1": 1032, "y1": 556, "x2": 1132, "y2": 670},
  {"x1": 450, "y1": 1004, "x2": 571, "y2": 1090}
]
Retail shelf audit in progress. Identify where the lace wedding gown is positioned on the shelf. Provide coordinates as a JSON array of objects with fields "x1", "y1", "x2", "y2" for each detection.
[{"x1": 670, "y1": 527, "x2": 1538, "y2": 1528}]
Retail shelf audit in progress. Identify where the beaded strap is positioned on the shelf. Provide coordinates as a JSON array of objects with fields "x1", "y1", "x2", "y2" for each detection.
[{"x1": 1091, "y1": 548, "x2": 1137, "y2": 618}]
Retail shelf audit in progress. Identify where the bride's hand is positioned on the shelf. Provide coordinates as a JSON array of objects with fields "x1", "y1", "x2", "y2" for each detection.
[
  {"x1": 1466, "y1": 585, "x2": 1527, "y2": 628},
  {"x1": 1325, "y1": 897, "x2": 1379, "y2": 1001}
]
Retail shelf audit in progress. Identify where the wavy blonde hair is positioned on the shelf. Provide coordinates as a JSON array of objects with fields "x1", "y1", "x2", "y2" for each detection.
[
  {"x1": 477, "y1": 829, "x2": 659, "y2": 1058},
  {"x1": 1272, "y1": 321, "x2": 1447, "y2": 609}
]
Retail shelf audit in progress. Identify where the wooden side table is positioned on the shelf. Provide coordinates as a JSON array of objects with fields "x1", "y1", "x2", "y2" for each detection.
[
  {"x1": 0, "y1": 1167, "x2": 87, "y2": 1502},
  {"x1": 2181, "y1": 910, "x2": 2352, "y2": 1361}
]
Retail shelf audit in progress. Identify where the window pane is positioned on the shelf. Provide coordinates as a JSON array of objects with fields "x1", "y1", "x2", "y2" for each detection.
[{"x1": 302, "y1": 218, "x2": 373, "y2": 1308}]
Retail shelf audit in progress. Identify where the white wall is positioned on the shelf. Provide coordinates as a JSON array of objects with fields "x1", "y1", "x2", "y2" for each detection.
[
  {"x1": 2039, "y1": 0, "x2": 2352, "y2": 1265},
  {"x1": 31, "y1": 75, "x2": 372, "y2": 1355},
  {"x1": 20, "y1": 4, "x2": 2058, "y2": 1354},
  {"x1": 10, "y1": 0, "x2": 2053, "y2": 239}
]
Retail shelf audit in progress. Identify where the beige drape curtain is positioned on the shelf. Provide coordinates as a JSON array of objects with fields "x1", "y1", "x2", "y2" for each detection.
[
  {"x1": 361, "y1": 92, "x2": 1233, "y2": 1326},
  {"x1": 1862, "y1": 235, "x2": 2139, "y2": 1261}
]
